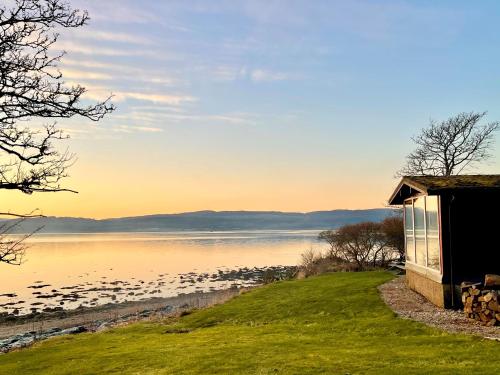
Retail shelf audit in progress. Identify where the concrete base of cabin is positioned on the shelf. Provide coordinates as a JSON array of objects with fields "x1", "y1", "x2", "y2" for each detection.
[{"x1": 406, "y1": 269, "x2": 451, "y2": 308}]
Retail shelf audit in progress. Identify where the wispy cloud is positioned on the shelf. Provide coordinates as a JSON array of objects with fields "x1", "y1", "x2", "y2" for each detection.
[
  {"x1": 71, "y1": 81, "x2": 195, "y2": 106},
  {"x1": 62, "y1": 69, "x2": 113, "y2": 81},
  {"x1": 211, "y1": 65, "x2": 247, "y2": 81},
  {"x1": 62, "y1": 59, "x2": 121, "y2": 70},
  {"x1": 69, "y1": 30, "x2": 154, "y2": 45},
  {"x1": 147, "y1": 112, "x2": 258, "y2": 125},
  {"x1": 114, "y1": 109, "x2": 259, "y2": 126},
  {"x1": 76, "y1": 1, "x2": 162, "y2": 25},
  {"x1": 61, "y1": 59, "x2": 178, "y2": 86},
  {"x1": 209, "y1": 65, "x2": 295, "y2": 83},
  {"x1": 128, "y1": 105, "x2": 187, "y2": 114},
  {"x1": 113, "y1": 92, "x2": 196, "y2": 105},
  {"x1": 56, "y1": 41, "x2": 179, "y2": 60},
  {"x1": 56, "y1": 42, "x2": 139, "y2": 57},
  {"x1": 250, "y1": 69, "x2": 291, "y2": 82},
  {"x1": 112, "y1": 125, "x2": 164, "y2": 133},
  {"x1": 60, "y1": 122, "x2": 163, "y2": 140}
]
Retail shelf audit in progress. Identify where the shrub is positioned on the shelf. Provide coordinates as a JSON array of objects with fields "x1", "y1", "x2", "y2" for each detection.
[
  {"x1": 298, "y1": 249, "x2": 358, "y2": 277},
  {"x1": 307, "y1": 218, "x2": 403, "y2": 275},
  {"x1": 299, "y1": 249, "x2": 321, "y2": 276},
  {"x1": 380, "y1": 215, "x2": 404, "y2": 261}
]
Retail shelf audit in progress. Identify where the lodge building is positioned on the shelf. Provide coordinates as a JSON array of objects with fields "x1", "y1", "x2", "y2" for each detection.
[{"x1": 388, "y1": 175, "x2": 500, "y2": 308}]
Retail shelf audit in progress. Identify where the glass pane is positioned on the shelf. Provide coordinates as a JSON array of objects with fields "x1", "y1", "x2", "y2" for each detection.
[
  {"x1": 404, "y1": 203, "x2": 413, "y2": 230},
  {"x1": 415, "y1": 238, "x2": 426, "y2": 266},
  {"x1": 427, "y1": 237, "x2": 440, "y2": 270},
  {"x1": 406, "y1": 237, "x2": 414, "y2": 262},
  {"x1": 414, "y1": 197, "x2": 425, "y2": 235},
  {"x1": 404, "y1": 203, "x2": 414, "y2": 262},
  {"x1": 426, "y1": 196, "x2": 439, "y2": 233},
  {"x1": 414, "y1": 197, "x2": 426, "y2": 266},
  {"x1": 426, "y1": 196, "x2": 440, "y2": 270}
]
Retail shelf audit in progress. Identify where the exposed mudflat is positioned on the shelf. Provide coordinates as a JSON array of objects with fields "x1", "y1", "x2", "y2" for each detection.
[{"x1": 1, "y1": 265, "x2": 295, "y2": 317}]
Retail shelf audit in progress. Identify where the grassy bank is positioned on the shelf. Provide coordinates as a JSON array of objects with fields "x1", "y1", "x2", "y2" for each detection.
[{"x1": 1, "y1": 272, "x2": 499, "y2": 374}]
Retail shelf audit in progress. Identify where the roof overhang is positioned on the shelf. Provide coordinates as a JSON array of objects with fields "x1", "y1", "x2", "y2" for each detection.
[
  {"x1": 388, "y1": 175, "x2": 500, "y2": 205},
  {"x1": 388, "y1": 177, "x2": 428, "y2": 205}
]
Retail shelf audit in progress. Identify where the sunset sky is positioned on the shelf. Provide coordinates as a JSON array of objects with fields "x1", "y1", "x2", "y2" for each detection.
[{"x1": 3, "y1": 0, "x2": 500, "y2": 219}]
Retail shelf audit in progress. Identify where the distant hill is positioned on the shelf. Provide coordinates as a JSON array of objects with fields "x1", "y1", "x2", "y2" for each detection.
[{"x1": 2, "y1": 209, "x2": 395, "y2": 234}]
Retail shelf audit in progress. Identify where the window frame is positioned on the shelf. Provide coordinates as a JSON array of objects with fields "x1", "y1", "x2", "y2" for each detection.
[{"x1": 403, "y1": 195, "x2": 442, "y2": 275}]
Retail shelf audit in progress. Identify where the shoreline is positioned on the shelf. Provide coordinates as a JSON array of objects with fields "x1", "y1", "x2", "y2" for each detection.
[
  {"x1": 1, "y1": 265, "x2": 297, "y2": 316},
  {"x1": 0, "y1": 287, "x2": 251, "y2": 352}
]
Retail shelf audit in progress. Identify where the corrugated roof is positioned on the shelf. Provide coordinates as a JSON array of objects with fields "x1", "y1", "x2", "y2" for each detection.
[{"x1": 388, "y1": 175, "x2": 500, "y2": 205}]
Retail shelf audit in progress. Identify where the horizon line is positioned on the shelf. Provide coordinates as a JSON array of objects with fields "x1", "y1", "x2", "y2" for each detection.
[{"x1": 0, "y1": 207, "x2": 394, "y2": 221}]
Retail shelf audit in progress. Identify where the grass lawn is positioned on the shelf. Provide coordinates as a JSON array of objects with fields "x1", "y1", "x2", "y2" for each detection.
[{"x1": 0, "y1": 272, "x2": 499, "y2": 374}]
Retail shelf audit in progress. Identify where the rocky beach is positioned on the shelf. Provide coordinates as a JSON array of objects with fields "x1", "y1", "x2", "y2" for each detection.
[{"x1": 0, "y1": 265, "x2": 296, "y2": 352}]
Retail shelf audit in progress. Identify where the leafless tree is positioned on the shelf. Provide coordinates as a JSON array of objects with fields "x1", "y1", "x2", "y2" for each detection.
[
  {"x1": 0, "y1": 0, "x2": 114, "y2": 264},
  {"x1": 0, "y1": 216, "x2": 41, "y2": 265},
  {"x1": 380, "y1": 215, "x2": 404, "y2": 261},
  {"x1": 398, "y1": 111, "x2": 499, "y2": 176},
  {"x1": 319, "y1": 222, "x2": 397, "y2": 271}
]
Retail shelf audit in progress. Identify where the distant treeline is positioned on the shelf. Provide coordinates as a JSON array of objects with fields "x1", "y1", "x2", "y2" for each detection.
[{"x1": 1, "y1": 209, "x2": 394, "y2": 234}]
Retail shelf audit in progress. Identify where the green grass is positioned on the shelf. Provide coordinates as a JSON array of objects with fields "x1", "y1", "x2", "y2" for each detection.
[{"x1": 1, "y1": 272, "x2": 499, "y2": 374}]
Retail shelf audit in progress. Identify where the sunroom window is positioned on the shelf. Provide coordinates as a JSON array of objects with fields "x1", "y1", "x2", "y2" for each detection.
[
  {"x1": 404, "y1": 203, "x2": 414, "y2": 263},
  {"x1": 414, "y1": 198, "x2": 426, "y2": 266},
  {"x1": 425, "y1": 196, "x2": 440, "y2": 271},
  {"x1": 404, "y1": 196, "x2": 441, "y2": 272}
]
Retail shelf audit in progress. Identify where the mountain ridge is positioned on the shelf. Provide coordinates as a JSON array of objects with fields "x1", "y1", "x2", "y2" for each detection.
[{"x1": 2, "y1": 209, "x2": 395, "y2": 233}]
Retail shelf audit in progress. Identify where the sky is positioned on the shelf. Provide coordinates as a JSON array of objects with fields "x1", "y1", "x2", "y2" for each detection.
[{"x1": 2, "y1": 0, "x2": 500, "y2": 218}]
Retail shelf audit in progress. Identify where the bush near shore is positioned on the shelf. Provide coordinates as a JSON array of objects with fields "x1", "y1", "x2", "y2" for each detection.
[{"x1": 298, "y1": 216, "x2": 404, "y2": 277}]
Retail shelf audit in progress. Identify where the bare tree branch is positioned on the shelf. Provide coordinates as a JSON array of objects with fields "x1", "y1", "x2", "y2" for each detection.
[
  {"x1": 398, "y1": 112, "x2": 499, "y2": 176},
  {"x1": 0, "y1": 0, "x2": 115, "y2": 195},
  {"x1": 0, "y1": 211, "x2": 44, "y2": 218},
  {"x1": 0, "y1": 0, "x2": 115, "y2": 265},
  {"x1": 0, "y1": 217, "x2": 42, "y2": 265}
]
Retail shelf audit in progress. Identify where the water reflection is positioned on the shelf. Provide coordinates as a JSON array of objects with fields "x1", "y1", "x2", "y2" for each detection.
[{"x1": 0, "y1": 230, "x2": 323, "y2": 315}]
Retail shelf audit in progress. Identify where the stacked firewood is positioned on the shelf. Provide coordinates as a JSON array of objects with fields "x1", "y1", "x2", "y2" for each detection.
[{"x1": 462, "y1": 274, "x2": 500, "y2": 326}]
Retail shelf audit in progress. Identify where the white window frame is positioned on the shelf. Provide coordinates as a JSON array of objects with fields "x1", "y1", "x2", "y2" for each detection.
[{"x1": 403, "y1": 195, "x2": 442, "y2": 279}]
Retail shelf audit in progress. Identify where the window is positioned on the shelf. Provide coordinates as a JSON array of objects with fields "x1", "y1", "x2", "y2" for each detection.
[
  {"x1": 426, "y1": 196, "x2": 440, "y2": 271},
  {"x1": 403, "y1": 195, "x2": 441, "y2": 272},
  {"x1": 414, "y1": 197, "x2": 426, "y2": 266},
  {"x1": 404, "y1": 203, "x2": 414, "y2": 262}
]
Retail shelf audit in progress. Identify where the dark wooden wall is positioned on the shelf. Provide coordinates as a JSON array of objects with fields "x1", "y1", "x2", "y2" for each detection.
[{"x1": 440, "y1": 189, "x2": 500, "y2": 307}]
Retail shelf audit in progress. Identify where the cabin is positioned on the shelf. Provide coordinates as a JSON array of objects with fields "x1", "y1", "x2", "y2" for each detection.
[{"x1": 388, "y1": 175, "x2": 500, "y2": 308}]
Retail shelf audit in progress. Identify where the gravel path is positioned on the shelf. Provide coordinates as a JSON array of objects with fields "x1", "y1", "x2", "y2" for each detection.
[{"x1": 379, "y1": 276, "x2": 500, "y2": 340}]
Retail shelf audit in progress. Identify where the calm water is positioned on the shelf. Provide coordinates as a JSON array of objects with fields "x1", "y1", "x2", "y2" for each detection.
[{"x1": 0, "y1": 230, "x2": 325, "y2": 315}]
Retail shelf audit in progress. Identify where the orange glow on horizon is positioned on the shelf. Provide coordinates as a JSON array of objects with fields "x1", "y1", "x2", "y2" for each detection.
[{"x1": 1, "y1": 171, "x2": 394, "y2": 219}]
